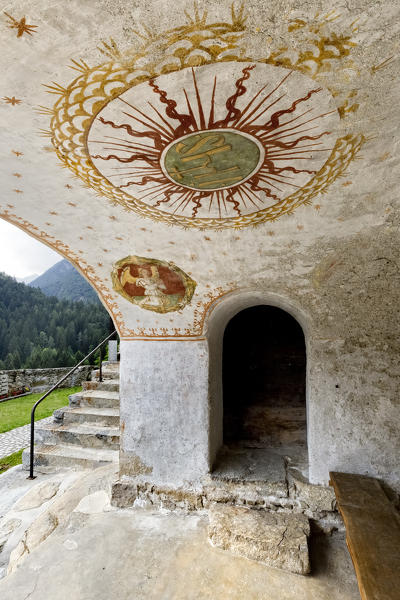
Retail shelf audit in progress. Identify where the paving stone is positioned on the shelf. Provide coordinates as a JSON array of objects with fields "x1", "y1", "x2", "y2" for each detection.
[
  {"x1": 288, "y1": 467, "x2": 337, "y2": 514},
  {"x1": 0, "y1": 519, "x2": 22, "y2": 552},
  {"x1": 14, "y1": 481, "x2": 60, "y2": 511},
  {"x1": 73, "y1": 490, "x2": 110, "y2": 514},
  {"x1": 8, "y1": 511, "x2": 59, "y2": 573},
  {"x1": 0, "y1": 417, "x2": 53, "y2": 460}
]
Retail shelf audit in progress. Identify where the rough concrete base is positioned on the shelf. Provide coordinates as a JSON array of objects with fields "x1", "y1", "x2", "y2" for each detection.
[
  {"x1": 0, "y1": 457, "x2": 360, "y2": 600},
  {"x1": 0, "y1": 464, "x2": 118, "y2": 578},
  {"x1": 208, "y1": 505, "x2": 310, "y2": 574},
  {"x1": 0, "y1": 508, "x2": 360, "y2": 600}
]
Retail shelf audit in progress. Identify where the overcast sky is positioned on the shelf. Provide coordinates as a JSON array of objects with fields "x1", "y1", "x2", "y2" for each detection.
[{"x1": 0, "y1": 220, "x2": 61, "y2": 278}]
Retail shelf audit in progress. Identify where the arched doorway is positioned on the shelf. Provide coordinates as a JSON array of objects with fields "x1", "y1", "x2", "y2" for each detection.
[{"x1": 222, "y1": 305, "x2": 307, "y2": 451}]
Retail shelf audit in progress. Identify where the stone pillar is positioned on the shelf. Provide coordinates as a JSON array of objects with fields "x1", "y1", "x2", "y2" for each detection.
[
  {"x1": 108, "y1": 340, "x2": 118, "y2": 362},
  {"x1": 119, "y1": 338, "x2": 210, "y2": 487}
]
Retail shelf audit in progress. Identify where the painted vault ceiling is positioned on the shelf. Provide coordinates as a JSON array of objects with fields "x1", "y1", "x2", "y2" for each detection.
[{"x1": 0, "y1": 0, "x2": 399, "y2": 338}]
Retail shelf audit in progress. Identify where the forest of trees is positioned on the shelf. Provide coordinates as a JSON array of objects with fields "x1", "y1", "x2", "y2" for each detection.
[{"x1": 0, "y1": 272, "x2": 110, "y2": 370}]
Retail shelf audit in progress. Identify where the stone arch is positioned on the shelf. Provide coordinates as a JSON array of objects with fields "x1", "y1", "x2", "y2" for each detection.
[
  {"x1": 204, "y1": 289, "x2": 312, "y2": 470},
  {"x1": 0, "y1": 214, "x2": 119, "y2": 333}
]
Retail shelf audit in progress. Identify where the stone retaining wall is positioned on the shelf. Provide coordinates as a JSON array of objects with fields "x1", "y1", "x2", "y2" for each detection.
[
  {"x1": 0, "y1": 366, "x2": 94, "y2": 394},
  {"x1": 0, "y1": 373, "x2": 8, "y2": 396}
]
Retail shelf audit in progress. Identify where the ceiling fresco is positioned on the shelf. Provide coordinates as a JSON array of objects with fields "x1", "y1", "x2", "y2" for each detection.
[
  {"x1": 0, "y1": 1, "x2": 398, "y2": 338},
  {"x1": 87, "y1": 63, "x2": 343, "y2": 227},
  {"x1": 47, "y1": 7, "x2": 363, "y2": 230}
]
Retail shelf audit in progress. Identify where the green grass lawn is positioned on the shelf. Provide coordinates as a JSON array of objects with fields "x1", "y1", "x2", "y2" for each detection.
[
  {"x1": 0, "y1": 386, "x2": 80, "y2": 434},
  {"x1": 0, "y1": 449, "x2": 24, "y2": 474}
]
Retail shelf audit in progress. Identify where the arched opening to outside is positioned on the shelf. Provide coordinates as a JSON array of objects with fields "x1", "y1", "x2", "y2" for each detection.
[{"x1": 222, "y1": 305, "x2": 307, "y2": 452}]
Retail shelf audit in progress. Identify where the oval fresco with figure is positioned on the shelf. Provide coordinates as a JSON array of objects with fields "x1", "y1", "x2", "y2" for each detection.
[{"x1": 111, "y1": 256, "x2": 196, "y2": 313}]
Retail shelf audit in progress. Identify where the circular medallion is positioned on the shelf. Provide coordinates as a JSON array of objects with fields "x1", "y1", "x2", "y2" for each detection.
[
  {"x1": 160, "y1": 129, "x2": 264, "y2": 191},
  {"x1": 87, "y1": 62, "x2": 340, "y2": 222}
]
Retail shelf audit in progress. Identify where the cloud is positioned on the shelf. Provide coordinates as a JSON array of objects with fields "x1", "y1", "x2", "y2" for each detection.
[{"x1": 0, "y1": 219, "x2": 61, "y2": 278}]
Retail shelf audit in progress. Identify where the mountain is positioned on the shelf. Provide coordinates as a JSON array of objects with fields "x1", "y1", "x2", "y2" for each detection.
[
  {"x1": 17, "y1": 274, "x2": 39, "y2": 284},
  {"x1": 0, "y1": 272, "x2": 110, "y2": 370},
  {"x1": 30, "y1": 259, "x2": 100, "y2": 304}
]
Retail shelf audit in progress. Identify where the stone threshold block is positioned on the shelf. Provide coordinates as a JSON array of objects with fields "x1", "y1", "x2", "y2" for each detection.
[{"x1": 208, "y1": 505, "x2": 310, "y2": 575}]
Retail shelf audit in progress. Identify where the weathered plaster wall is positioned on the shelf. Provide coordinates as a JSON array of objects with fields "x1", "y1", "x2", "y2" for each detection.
[
  {"x1": 120, "y1": 339, "x2": 209, "y2": 486},
  {"x1": 306, "y1": 227, "x2": 400, "y2": 489},
  {"x1": 1, "y1": 0, "x2": 399, "y2": 491},
  {"x1": 205, "y1": 227, "x2": 400, "y2": 491}
]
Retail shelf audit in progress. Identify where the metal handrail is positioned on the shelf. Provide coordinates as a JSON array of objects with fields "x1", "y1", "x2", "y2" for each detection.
[{"x1": 28, "y1": 329, "x2": 117, "y2": 479}]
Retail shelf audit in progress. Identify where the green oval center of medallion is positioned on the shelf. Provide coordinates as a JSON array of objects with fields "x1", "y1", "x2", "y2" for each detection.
[{"x1": 162, "y1": 130, "x2": 262, "y2": 191}]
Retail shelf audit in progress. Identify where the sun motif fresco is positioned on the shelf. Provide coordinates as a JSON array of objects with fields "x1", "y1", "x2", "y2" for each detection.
[
  {"x1": 44, "y1": 6, "x2": 365, "y2": 229},
  {"x1": 111, "y1": 256, "x2": 196, "y2": 313},
  {"x1": 88, "y1": 62, "x2": 338, "y2": 221}
]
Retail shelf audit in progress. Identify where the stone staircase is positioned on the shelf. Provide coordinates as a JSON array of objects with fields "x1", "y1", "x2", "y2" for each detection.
[{"x1": 22, "y1": 362, "x2": 120, "y2": 471}]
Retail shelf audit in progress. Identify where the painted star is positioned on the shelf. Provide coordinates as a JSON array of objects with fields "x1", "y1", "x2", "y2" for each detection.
[
  {"x1": 12, "y1": 150, "x2": 23, "y2": 157},
  {"x1": 4, "y1": 12, "x2": 38, "y2": 37},
  {"x1": 2, "y1": 96, "x2": 22, "y2": 105}
]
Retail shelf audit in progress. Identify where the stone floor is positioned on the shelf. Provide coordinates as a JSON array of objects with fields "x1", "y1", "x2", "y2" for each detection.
[
  {"x1": 214, "y1": 443, "x2": 310, "y2": 480},
  {"x1": 0, "y1": 465, "x2": 361, "y2": 600},
  {"x1": 0, "y1": 417, "x2": 53, "y2": 460}
]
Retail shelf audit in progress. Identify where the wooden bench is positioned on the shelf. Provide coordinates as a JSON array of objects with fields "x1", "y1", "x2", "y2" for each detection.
[{"x1": 330, "y1": 471, "x2": 400, "y2": 600}]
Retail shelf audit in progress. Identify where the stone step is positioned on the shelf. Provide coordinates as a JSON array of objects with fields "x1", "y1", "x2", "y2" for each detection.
[
  {"x1": 35, "y1": 422, "x2": 120, "y2": 449},
  {"x1": 60, "y1": 406, "x2": 120, "y2": 427},
  {"x1": 72, "y1": 390, "x2": 120, "y2": 409},
  {"x1": 207, "y1": 448, "x2": 289, "y2": 503},
  {"x1": 22, "y1": 444, "x2": 118, "y2": 471},
  {"x1": 82, "y1": 380, "x2": 119, "y2": 393},
  {"x1": 92, "y1": 361, "x2": 120, "y2": 381}
]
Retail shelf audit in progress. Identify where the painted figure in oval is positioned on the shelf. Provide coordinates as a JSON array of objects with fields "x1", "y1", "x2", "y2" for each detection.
[
  {"x1": 121, "y1": 264, "x2": 168, "y2": 310},
  {"x1": 112, "y1": 256, "x2": 196, "y2": 314}
]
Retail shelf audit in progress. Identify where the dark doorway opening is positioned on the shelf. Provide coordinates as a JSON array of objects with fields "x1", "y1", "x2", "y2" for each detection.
[{"x1": 222, "y1": 305, "x2": 307, "y2": 450}]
